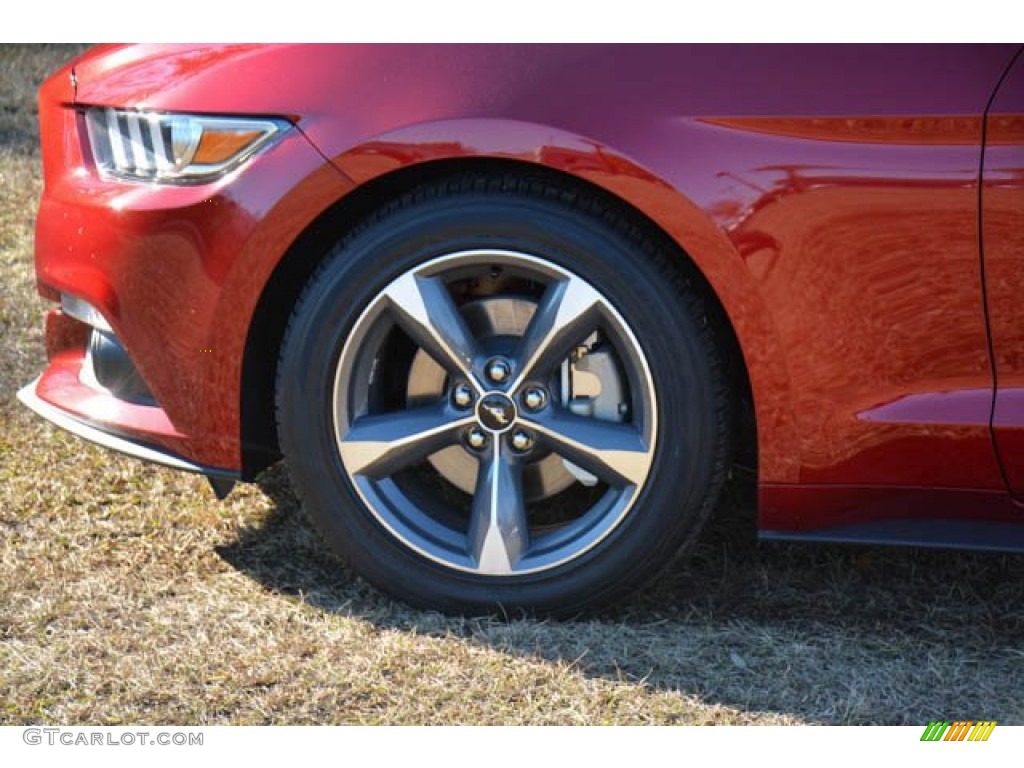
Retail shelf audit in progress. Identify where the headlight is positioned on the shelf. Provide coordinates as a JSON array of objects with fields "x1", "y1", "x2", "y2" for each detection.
[{"x1": 84, "y1": 107, "x2": 288, "y2": 183}]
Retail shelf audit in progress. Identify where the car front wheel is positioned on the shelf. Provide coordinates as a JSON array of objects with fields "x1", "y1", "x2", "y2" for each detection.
[{"x1": 276, "y1": 174, "x2": 731, "y2": 614}]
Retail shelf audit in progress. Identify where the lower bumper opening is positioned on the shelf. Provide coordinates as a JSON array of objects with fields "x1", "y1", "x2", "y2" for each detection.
[{"x1": 84, "y1": 328, "x2": 157, "y2": 406}]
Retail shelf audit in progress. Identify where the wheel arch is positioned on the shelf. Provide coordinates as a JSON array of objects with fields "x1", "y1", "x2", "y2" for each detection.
[{"x1": 241, "y1": 125, "x2": 794, "y2": 485}]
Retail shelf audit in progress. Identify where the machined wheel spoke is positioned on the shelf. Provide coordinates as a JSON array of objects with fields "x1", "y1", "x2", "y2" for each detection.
[
  {"x1": 333, "y1": 249, "x2": 660, "y2": 581},
  {"x1": 508, "y1": 276, "x2": 602, "y2": 390},
  {"x1": 522, "y1": 410, "x2": 653, "y2": 488},
  {"x1": 468, "y1": 442, "x2": 529, "y2": 575},
  {"x1": 384, "y1": 272, "x2": 484, "y2": 390},
  {"x1": 338, "y1": 406, "x2": 474, "y2": 478}
]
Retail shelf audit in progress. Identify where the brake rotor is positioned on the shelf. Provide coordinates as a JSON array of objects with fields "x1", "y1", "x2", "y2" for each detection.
[{"x1": 406, "y1": 296, "x2": 576, "y2": 502}]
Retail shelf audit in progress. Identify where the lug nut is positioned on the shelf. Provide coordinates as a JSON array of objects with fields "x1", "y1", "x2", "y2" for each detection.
[
  {"x1": 452, "y1": 383, "x2": 474, "y2": 408},
  {"x1": 466, "y1": 427, "x2": 488, "y2": 450},
  {"x1": 522, "y1": 386, "x2": 547, "y2": 411},
  {"x1": 485, "y1": 358, "x2": 511, "y2": 384},
  {"x1": 510, "y1": 429, "x2": 534, "y2": 452}
]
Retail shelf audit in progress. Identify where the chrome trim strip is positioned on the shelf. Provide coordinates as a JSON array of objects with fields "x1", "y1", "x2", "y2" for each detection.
[{"x1": 60, "y1": 293, "x2": 112, "y2": 332}]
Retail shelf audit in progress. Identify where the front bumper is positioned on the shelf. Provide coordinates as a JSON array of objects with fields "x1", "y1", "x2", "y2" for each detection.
[
  {"x1": 26, "y1": 59, "x2": 353, "y2": 474},
  {"x1": 19, "y1": 309, "x2": 241, "y2": 497}
]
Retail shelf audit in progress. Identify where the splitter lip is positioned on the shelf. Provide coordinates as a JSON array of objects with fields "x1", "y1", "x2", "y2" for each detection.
[{"x1": 17, "y1": 376, "x2": 238, "y2": 482}]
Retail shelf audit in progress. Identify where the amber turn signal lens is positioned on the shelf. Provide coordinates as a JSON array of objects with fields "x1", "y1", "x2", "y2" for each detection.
[{"x1": 192, "y1": 130, "x2": 264, "y2": 165}]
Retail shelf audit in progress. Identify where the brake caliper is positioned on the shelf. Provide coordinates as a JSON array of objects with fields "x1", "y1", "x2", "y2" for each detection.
[{"x1": 560, "y1": 333, "x2": 628, "y2": 486}]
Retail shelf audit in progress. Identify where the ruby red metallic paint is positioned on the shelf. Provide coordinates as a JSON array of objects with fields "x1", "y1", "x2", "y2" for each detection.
[
  {"x1": 983, "y1": 53, "x2": 1024, "y2": 499},
  {"x1": 25, "y1": 44, "x2": 1024, "y2": 548},
  {"x1": 35, "y1": 57, "x2": 353, "y2": 467}
]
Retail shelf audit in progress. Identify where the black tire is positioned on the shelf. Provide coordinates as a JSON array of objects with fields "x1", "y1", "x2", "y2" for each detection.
[{"x1": 276, "y1": 174, "x2": 731, "y2": 615}]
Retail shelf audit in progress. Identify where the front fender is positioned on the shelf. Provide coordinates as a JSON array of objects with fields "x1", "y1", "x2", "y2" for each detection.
[{"x1": 318, "y1": 118, "x2": 798, "y2": 482}]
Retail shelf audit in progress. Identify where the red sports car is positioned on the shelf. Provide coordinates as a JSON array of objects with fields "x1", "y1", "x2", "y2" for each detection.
[{"x1": 19, "y1": 44, "x2": 1024, "y2": 613}]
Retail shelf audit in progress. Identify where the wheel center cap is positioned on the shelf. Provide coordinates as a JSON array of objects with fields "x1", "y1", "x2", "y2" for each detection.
[{"x1": 476, "y1": 392, "x2": 517, "y2": 433}]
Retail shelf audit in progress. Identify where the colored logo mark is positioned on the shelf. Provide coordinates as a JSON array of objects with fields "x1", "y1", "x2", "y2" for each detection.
[{"x1": 920, "y1": 721, "x2": 997, "y2": 742}]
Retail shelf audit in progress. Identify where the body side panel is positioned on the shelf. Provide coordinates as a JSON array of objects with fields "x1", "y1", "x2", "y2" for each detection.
[
  {"x1": 54, "y1": 45, "x2": 1018, "y2": 522},
  {"x1": 982, "y1": 51, "x2": 1024, "y2": 498}
]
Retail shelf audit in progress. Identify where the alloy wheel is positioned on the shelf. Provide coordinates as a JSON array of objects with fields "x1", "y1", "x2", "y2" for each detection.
[{"x1": 332, "y1": 249, "x2": 658, "y2": 576}]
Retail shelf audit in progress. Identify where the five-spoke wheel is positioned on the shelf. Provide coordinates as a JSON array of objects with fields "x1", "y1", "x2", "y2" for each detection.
[
  {"x1": 333, "y1": 250, "x2": 657, "y2": 576},
  {"x1": 276, "y1": 177, "x2": 730, "y2": 614}
]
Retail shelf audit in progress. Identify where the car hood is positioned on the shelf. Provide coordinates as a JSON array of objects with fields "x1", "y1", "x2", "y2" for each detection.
[{"x1": 71, "y1": 44, "x2": 271, "y2": 111}]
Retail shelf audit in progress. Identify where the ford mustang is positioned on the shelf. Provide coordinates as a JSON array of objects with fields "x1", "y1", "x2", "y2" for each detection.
[{"x1": 18, "y1": 44, "x2": 1024, "y2": 613}]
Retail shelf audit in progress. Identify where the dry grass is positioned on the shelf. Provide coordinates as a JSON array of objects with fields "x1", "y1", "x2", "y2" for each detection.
[
  {"x1": 2, "y1": 44, "x2": 1023, "y2": 726},
  {"x1": 0, "y1": 45, "x2": 86, "y2": 151}
]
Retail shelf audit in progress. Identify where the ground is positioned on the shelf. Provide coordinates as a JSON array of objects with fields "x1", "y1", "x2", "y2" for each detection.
[{"x1": 1, "y1": 44, "x2": 1022, "y2": 726}]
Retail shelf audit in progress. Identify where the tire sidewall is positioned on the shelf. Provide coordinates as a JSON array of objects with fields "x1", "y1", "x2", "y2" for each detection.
[{"x1": 277, "y1": 190, "x2": 723, "y2": 614}]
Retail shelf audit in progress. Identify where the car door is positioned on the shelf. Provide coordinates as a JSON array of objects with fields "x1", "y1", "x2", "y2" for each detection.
[{"x1": 983, "y1": 47, "x2": 1024, "y2": 499}]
